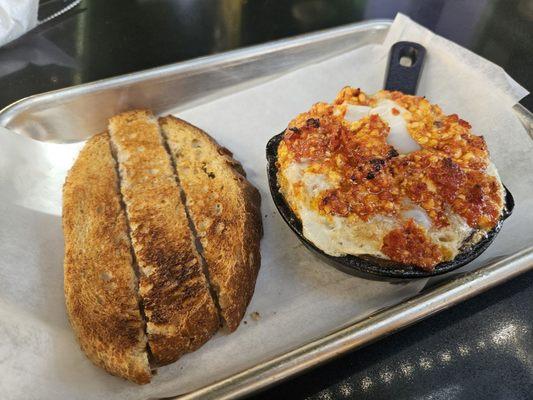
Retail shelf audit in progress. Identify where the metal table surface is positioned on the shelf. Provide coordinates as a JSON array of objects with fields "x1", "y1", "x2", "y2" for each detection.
[{"x1": 0, "y1": 1, "x2": 531, "y2": 399}]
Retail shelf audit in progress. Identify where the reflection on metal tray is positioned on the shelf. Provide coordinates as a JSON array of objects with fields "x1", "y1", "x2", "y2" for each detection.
[{"x1": 1, "y1": 19, "x2": 532, "y2": 400}]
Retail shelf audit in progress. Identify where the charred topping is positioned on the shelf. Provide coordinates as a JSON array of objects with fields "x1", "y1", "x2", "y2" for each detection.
[
  {"x1": 442, "y1": 157, "x2": 454, "y2": 168},
  {"x1": 370, "y1": 158, "x2": 386, "y2": 172},
  {"x1": 306, "y1": 118, "x2": 320, "y2": 128},
  {"x1": 387, "y1": 148, "x2": 399, "y2": 159},
  {"x1": 285, "y1": 126, "x2": 302, "y2": 140}
]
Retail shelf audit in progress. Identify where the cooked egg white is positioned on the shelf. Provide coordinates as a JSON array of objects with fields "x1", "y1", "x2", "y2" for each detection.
[
  {"x1": 345, "y1": 99, "x2": 421, "y2": 154},
  {"x1": 300, "y1": 206, "x2": 397, "y2": 257}
]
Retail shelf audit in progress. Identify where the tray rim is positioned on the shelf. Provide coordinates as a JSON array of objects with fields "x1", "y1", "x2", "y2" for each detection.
[
  {"x1": 1, "y1": 18, "x2": 532, "y2": 400},
  {"x1": 0, "y1": 19, "x2": 393, "y2": 126}
]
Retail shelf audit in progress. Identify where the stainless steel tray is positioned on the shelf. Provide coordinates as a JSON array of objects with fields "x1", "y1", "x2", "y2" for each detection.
[{"x1": 1, "y1": 19, "x2": 532, "y2": 400}]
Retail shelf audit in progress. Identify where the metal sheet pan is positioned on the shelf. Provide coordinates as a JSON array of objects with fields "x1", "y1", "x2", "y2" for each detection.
[{"x1": 1, "y1": 20, "x2": 532, "y2": 400}]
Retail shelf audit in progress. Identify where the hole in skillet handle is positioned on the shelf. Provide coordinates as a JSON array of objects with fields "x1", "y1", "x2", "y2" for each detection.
[
  {"x1": 265, "y1": 41, "x2": 515, "y2": 281},
  {"x1": 384, "y1": 41, "x2": 426, "y2": 95}
]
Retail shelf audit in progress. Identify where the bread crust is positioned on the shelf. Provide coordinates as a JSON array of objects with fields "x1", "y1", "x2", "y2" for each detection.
[
  {"x1": 160, "y1": 116, "x2": 263, "y2": 331},
  {"x1": 62, "y1": 133, "x2": 151, "y2": 384},
  {"x1": 109, "y1": 110, "x2": 220, "y2": 366},
  {"x1": 64, "y1": 110, "x2": 261, "y2": 382}
]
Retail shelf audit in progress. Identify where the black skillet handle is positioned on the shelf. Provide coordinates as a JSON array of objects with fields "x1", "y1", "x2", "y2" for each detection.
[{"x1": 384, "y1": 41, "x2": 426, "y2": 95}]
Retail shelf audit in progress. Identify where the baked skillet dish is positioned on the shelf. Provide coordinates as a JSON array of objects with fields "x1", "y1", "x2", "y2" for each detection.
[
  {"x1": 276, "y1": 88, "x2": 511, "y2": 272},
  {"x1": 63, "y1": 110, "x2": 262, "y2": 383}
]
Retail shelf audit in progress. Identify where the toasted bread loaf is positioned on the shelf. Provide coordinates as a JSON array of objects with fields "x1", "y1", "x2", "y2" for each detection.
[
  {"x1": 160, "y1": 116, "x2": 262, "y2": 331},
  {"x1": 109, "y1": 110, "x2": 220, "y2": 366},
  {"x1": 63, "y1": 133, "x2": 151, "y2": 384}
]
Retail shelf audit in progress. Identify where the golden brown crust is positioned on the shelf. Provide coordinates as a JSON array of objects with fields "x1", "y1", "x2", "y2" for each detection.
[
  {"x1": 108, "y1": 110, "x2": 219, "y2": 365},
  {"x1": 62, "y1": 133, "x2": 151, "y2": 384},
  {"x1": 160, "y1": 116, "x2": 263, "y2": 331}
]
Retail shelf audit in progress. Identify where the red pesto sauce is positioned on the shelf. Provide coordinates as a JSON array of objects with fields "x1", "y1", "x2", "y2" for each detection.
[
  {"x1": 381, "y1": 220, "x2": 442, "y2": 271},
  {"x1": 281, "y1": 91, "x2": 503, "y2": 268}
]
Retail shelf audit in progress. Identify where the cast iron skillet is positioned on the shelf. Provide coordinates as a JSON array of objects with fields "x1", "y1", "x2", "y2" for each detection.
[{"x1": 266, "y1": 41, "x2": 515, "y2": 281}]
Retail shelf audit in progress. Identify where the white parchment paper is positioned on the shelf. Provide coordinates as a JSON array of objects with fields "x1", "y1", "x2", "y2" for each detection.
[
  {"x1": 0, "y1": 14, "x2": 531, "y2": 400},
  {"x1": 0, "y1": 0, "x2": 38, "y2": 47}
]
